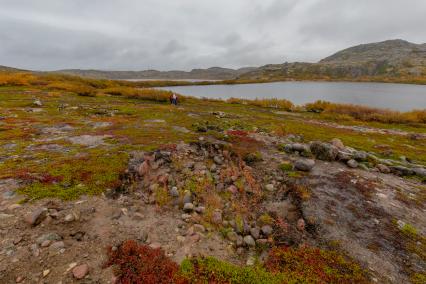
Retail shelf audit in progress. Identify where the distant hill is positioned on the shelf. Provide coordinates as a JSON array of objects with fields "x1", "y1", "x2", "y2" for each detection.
[
  {"x1": 238, "y1": 39, "x2": 426, "y2": 81},
  {"x1": 0, "y1": 65, "x2": 23, "y2": 72},
  {"x1": 54, "y1": 67, "x2": 257, "y2": 80}
]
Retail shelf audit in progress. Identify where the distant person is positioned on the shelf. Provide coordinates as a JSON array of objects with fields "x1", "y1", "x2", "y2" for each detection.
[{"x1": 170, "y1": 93, "x2": 178, "y2": 105}]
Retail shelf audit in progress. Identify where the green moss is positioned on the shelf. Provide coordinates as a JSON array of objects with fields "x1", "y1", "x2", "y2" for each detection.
[{"x1": 279, "y1": 162, "x2": 293, "y2": 172}]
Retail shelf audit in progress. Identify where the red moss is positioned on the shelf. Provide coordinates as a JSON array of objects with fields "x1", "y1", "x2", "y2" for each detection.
[{"x1": 104, "y1": 240, "x2": 183, "y2": 284}]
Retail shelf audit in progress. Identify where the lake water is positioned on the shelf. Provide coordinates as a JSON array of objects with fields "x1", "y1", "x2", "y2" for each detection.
[{"x1": 160, "y1": 81, "x2": 426, "y2": 111}]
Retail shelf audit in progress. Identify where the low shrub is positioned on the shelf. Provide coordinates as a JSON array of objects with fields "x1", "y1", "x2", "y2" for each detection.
[
  {"x1": 104, "y1": 240, "x2": 182, "y2": 284},
  {"x1": 305, "y1": 100, "x2": 426, "y2": 124},
  {"x1": 265, "y1": 246, "x2": 368, "y2": 283},
  {"x1": 227, "y1": 97, "x2": 294, "y2": 111},
  {"x1": 0, "y1": 72, "x2": 37, "y2": 86},
  {"x1": 102, "y1": 87, "x2": 178, "y2": 103}
]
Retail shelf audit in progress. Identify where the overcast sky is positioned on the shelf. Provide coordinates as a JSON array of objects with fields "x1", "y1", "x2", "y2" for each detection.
[{"x1": 1, "y1": 0, "x2": 425, "y2": 71}]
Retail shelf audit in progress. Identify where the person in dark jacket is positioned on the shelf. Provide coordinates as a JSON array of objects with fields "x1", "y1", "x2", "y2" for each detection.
[{"x1": 170, "y1": 93, "x2": 178, "y2": 105}]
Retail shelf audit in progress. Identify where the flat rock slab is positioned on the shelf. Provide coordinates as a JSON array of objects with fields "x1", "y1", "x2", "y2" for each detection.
[
  {"x1": 172, "y1": 126, "x2": 191, "y2": 133},
  {"x1": 68, "y1": 135, "x2": 112, "y2": 147}
]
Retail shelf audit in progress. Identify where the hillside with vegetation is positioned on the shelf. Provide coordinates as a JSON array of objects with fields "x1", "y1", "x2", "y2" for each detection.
[
  {"x1": 54, "y1": 67, "x2": 257, "y2": 80},
  {"x1": 0, "y1": 71, "x2": 425, "y2": 283},
  {"x1": 237, "y1": 40, "x2": 426, "y2": 84}
]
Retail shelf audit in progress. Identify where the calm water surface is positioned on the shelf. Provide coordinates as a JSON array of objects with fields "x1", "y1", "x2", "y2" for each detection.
[{"x1": 161, "y1": 81, "x2": 426, "y2": 111}]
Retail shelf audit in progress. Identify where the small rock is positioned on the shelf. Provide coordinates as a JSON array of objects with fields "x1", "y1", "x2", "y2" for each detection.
[
  {"x1": 310, "y1": 141, "x2": 338, "y2": 161},
  {"x1": 265, "y1": 184, "x2": 275, "y2": 191},
  {"x1": 250, "y1": 227, "x2": 260, "y2": 239},
  {"x1": 243, "y1": 235, "x2": 256, "y2": 247},
  {"x1": 36, "y1": 232, "x2": 61, "y2": 245},
  {"x1": 246, "y1": 255, "x2": 256, "y2": 266},
  {"x1": 0, "y1": 213, "x2": 14, "y2": 220},
  {"x1": 212, "y1": 210, "x2": 222, "y2": 224},
  {"x1": 195, "y1": 206, "x2": 206, "y2": 214},
  {"x1": 24, "y1": 207, "x2": 47, "y2": 226},
  {"x1": 330, "y1": 138, "x2": 345, "y2": 150},
  {"x1": 376, "y1": 164, "x2": 390, "y2": 174},
  {"x1": 43, "y1": 269, "x2": 50, "y2": 277},
  {"x1": 182, "y1": 191, "x2": 192, "y2": 204},
  {"x1": 353, "y1": 151, "x2": 368, "y2": 161},
  {"x1": 261, "y1": 225, "x2": 273, "y2": 236},
  {"x1": 213, "y1": 156, "x2": 223, "y2": 165},
  {"x1": 64, "y1": 213, "x2": 75, "y2": 222},
  {"x1": 15, "y1": 276, "x2": 24, "y2": 283},
  {"x1": 227, "y1": 185, "x2": 238, "y2": 194},
  {"x1": 149, "y1": 242, "x2": 161, "y2": 249},
  {"x1": 413, "y1": 167, "x2": 426, "y2": 178},
  {"x1": 49, "y1": 241, "x2": 65, "y2": 251},
  {"x1": 138, "y1": 231, "x2": 148, "y2": 243},
  {"x1": 226, "y1": 231, "x2": 238, "y2": 242},
  {"x1": 72, "y1": 264, "x2": 89, "y2": 279},
  {"x1": 169, "y1": 187, "x2": 179, "y2": 197},
  {"x1": 33, "y1": 99, "x2": 43, "y2": 107},
  {"x1": 294, "y1": 159, "x2": 315, "y2": 171},
  {"x1": 183, "y1": 203, "x2": 194, "y2": 213},
  {"x1": 347, "y1": 159, "x2": 358, "y2": 168}
]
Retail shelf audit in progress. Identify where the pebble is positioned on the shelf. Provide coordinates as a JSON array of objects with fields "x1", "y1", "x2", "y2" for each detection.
[
  {"x1": 243, "y1": 235, "x2": 256, "y2": 247},
  {"x1": 347, "y1": 159, "x2": 359, "y2": 168},
  {"x1": 72, "y1": 264, "x2": 89, "y2": 279},
  {"x1": 169, "y1": 186, "x2": 179, "y2": 197},
  {"x1": 43, "y1": 269, "x2": 50, "y2": 277},
  {"x1": 294, "y1": 159, "x2": 315, "y2": 171},
  {"x1": 261, "y1": 225, "x2": 273, "y2": 236},
  {"x1": 265, "y1": 184, "x2": 275, "y2": 191},
  {"x1": 24, "y1": 207, "x2": 47, "y2": 226},
  {"x1": 250, "y1": 227, "x2": 260, "y2": 239},
  {"x1": 297, "y1": 218, "x2": 306, "y2": 231},
  {"x1": 183, "y1": 203, "x2": 194, "y2": 212}
]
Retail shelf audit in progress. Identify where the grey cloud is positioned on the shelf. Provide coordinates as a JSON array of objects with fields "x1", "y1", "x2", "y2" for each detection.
[{"x1": 0, "y1": 0, "x2": 425, "y2": 71}]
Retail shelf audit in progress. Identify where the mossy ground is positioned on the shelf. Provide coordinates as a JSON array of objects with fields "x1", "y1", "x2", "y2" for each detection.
[{"x1": 1, "y1": 85, "x2": 425, "y2": 201}]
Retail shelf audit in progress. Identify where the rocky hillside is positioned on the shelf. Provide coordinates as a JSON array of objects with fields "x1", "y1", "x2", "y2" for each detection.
[
  {"x1": 55, "y1": 67, "x2": 257, "y2": 80},
  {"x1": 238, "y1": 39, "x2": 426, "y2": 82}
]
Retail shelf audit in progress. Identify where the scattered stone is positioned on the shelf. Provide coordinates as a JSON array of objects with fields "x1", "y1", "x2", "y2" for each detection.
[
  {"x1": 64, "y1": 213, "x2": 75, "y2": 222},
  {"x1": 33, "y1": 99, "x2": 43, "y2": 107},
  {"x1": 227, "y1": 185, "x2": 238, "y2": 194},
  {"x1": 353, "y1": 151, "x2": 368, "y2": 161},
  {"x1": 330, "y1": 138, "x2": 345, "y2": 150},
  {"x1": 43, "y1": 269, "x2": 50, "y2": 277},
  {"x1": 246, "y1": 255, "x2": 256, "y2": 266},
  {"x1": 138, "y1": 231, "x2": 148, "y2": 243},
  {"x1": 294, "y1": 159, "x2": 315, "y2": 171},
  {"x1": 24, "y1": 208, "x2": 47, "y2": 226},
  {"x1": 413, "y1": 167, "x2": 426, "y2": 178},
  {"x1": 390, "y1": 166, "x2": 414, "y2": 176},
  {"x1": 49, "y1": 241, "x2": 65, "y2": 251},
  {"x1": 376, "y1": 164, "x2": 391, "y2": 174},
  {"x1": 310, "y1": 141, "x2": 338, "y2": 161},
  {"x1": 195, "y1": 206, "x2": 206, "y2": 214},
  {"x1": 183, "y1": 203, "x2": 194, "y2": 213},
  {"x1": 182, "y1": 191, "x2": 192, "y2": 204},
  {"x1": 169, "y1": 186, "x2": 179, "y2": 197},
  {"x1": 265, "y1": 184, "x2": 275, "y2": 192},
  {"x1": 15, "y1": 276, "x2": 24, "y2": 283},
  {"x1": 212, "y1": 210, "x2": 222, "y2": 224},
  {"x1": 149, "y1": 243, "x2": 161, "y2": 249},
  {"x1": 347, "y1": 159, "x2": 359, "y2": 168},
  {"x1": 337, "y1": 151, "x2": 353, "y2": 161},
  {"x1": 213, "y1": 156, "x2": 223, "y2": 165},
  {"x1": 243, "y1": 235, "x2": 256, "y2": 247},
  {"x1": 227, "y1": 231, "x2": 238, "y2": 242},
  {"x1": 36, "y1": 232, "x2": 61, "y2": 245},
  {"x1": 261, "y1": 225, "x2": 273, "y2": 236},
  {"x1": 250, "y1": 227, "x2": 260, "y2": 239},
  {"x1": 72, "y1": 264, "x2": 89, "y2": 279}
]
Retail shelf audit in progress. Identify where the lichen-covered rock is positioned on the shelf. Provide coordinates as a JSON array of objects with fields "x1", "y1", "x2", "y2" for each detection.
[
  {"x1": 294, "y1": 159, "x2": 315, "y2": 171},
  {"x1": 310, "y1": 142, "x2": 338, "y2": 161}
]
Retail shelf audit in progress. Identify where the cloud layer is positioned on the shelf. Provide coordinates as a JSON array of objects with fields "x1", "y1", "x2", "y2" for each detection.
[{"x1": 1, "y1": 0, "x2": 425, "y2": 71}]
